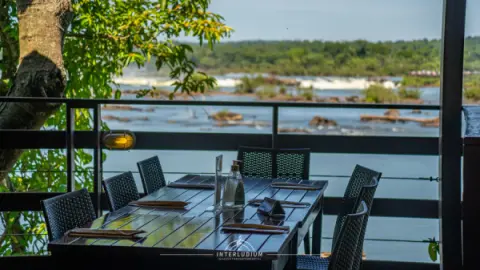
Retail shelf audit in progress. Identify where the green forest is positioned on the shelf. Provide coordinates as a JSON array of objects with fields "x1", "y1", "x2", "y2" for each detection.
[{"x1": 180, "y1": 37, "x2": 480, "y2": 76}]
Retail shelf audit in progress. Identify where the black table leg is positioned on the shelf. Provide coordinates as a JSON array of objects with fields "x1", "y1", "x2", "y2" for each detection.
[
  {"x1": 286, "y1": 231, "x2": 298, "y2": 270},
  {"x1": 312, "y1": 196, "x2": 324, "y2": 255},
  {"x1": 303, "y1": 231, "x2": 311, "y2": 254}
]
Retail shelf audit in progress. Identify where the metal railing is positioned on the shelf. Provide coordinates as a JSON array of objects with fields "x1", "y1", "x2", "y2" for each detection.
[
  {"x1": 0, "y1": 97, "x2": 441, "y2": 268},
  {"x1": 0, "y1": 97, "x2": 440, "y2": 217}
]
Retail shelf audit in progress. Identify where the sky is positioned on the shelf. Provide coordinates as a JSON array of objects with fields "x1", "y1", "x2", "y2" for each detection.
[{"x1": 198, "y1": 0, "x2": 480, "y2": 41}]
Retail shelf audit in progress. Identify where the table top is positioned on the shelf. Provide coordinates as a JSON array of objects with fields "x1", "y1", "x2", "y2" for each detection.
[{"x1": 49, "y1": 176, "x2": 328, "y2": 258}]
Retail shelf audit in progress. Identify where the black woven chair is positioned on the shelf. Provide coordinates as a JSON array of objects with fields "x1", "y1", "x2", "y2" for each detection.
[
  {"x1": 332, "y1": 165, "x2": 382, "y2": 249},
  {"x1": 297, "y1": 201, "x2": 368, "y2": 270},
  {"x1": 237, "y1": 146, "x2": 311, "y2": 251},
  {"x1": 137, "y1": 156, "x2": 167, "y2": 195},
  {"x1": 41, "y1": 188, "x2": 96, "y2": 241},
  {"x1": 352, "y1": 178, "x2": 379, "y2": 270},
  {"x1": 237, "y1": 146, "x2": 310, "y2": 180},
  {"x1": 102, "y1": 171, "x2": 140, "y2": 211}
]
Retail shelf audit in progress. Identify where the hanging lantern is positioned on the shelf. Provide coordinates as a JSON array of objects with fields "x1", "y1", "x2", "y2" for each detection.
[{"x1": 102, "y1": 130, "x2": 136, "y2": 150}]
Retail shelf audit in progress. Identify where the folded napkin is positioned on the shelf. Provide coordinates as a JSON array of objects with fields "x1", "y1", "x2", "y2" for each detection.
[
  {"x1": 224, "y1": 223, "x2": 289, "y2": 231},
  {"x1": 66, "y1": 228, "x2": 145, "y2": 239},
  {"x1": 222, "y1": 224, "x2": 289, "y2": 234},
  {"x1": 129, "y1": 200, "x2": 190, "y2": 209},
  {"x1": 221, "y1": 227, "x2": 288, "y2": 234},
  {"x1": 248, "y1": 199, "x2": 310, "y2": 208},
  {"x1": 270, "y1": 182, "x2": 322, "y2": 190},
  {"x1": 167, "y1": 183, "x2": 215, "y2": 189}
]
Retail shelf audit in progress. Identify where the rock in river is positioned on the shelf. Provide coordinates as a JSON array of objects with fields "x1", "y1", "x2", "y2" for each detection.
[
  {"x1": 210, "y1": 111, "x2": 243, "y2": 121},
  {"x1": 309, "y1": 116, "x2": 337, "y2": 127},
  {"x1": 384, "y1": 109, "x2": 400, "y2": 117},
  {"x1": 102, "y1": 105, "x2": 143, "y2": 112},
  {"x1": 103, "y1": 115, "x2": 149, "y2": 122},
  {"x1": 345, "y1": 96, "x2": 361, "y2": 102}
]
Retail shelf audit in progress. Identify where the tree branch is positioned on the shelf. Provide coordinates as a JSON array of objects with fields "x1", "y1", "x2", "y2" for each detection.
[{"x1": 66, "y1": 32, "x2": 130, "y2": 41}]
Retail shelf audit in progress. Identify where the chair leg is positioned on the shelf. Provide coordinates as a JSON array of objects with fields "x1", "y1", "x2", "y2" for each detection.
[{"x1": 303, "y1": 231, "x2": 311, "y2": 254}]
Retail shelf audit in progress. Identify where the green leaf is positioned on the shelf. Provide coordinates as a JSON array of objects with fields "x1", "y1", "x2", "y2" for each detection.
[
  {"x1": 114, "y1": 90, "x2": 122, "y2": 99},
  {"x1": 428, "y1": 242, "x2": 439, "y2": 262}
]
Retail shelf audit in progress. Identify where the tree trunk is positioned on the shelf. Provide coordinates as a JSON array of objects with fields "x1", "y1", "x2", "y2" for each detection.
[{"x1": 0, "y1": 0, "x2": 73, "y2": 184}]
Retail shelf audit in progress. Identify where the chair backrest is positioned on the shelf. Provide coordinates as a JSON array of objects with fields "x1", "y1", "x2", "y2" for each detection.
[
  {"x1": 332, "y1": 165, "x2": 382, "y2": 249},
  {"x1": 352, "y1": 178, "x2": 379, "y2": 270},
  {"x1": 237, "y1": 146, "x2": 310, "y2": 180},
  {"x1": 41, "y1": 188, "x2": 96, "y2": 241},
  {"x1": 329, "y1": 201, "x2": 368, "y2": 270},
  {"x1": 102, "y1": 171, "x2": 140, "y2": 211},
  {"x1": 137, "y1": 156, "x2": 166, "y2": 195}
]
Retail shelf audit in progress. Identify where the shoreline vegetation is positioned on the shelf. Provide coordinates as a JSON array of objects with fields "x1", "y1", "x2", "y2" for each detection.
[
  {"x1": 138, "y1": 38, "x2": 480, "y2": 77},
  {"x1": 191, "y1": 39, "x2": 480, "y2": 76}
]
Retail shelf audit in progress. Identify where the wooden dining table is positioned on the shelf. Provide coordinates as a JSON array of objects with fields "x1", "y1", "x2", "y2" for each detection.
[{"x1": 48, "y1": 176, "x2": 328, "y2": 270}]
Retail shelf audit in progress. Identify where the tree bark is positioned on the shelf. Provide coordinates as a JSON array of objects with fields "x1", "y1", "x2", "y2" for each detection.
[{"x1": 0, "y1": 0, "x2": 73, "y2": 184}]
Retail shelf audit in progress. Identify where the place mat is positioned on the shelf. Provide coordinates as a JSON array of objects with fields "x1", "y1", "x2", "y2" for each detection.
[
  {"x1": 167, "y1": 183, "x2": 215, "y2": 189},
  {"x1": 248, "y1": 199, "x2": 310, "y2": 208},
  {"x1": 270, "y1": 183, "x2": 322, "y2": 190},
  {"x1": 129, "y1": 200, "x2": 190, "y2": 209},
  {"x1": 271, "y1": 182, "x2": 318, "y2": 187},
  {"x1": 221, "y1": 227, "x2": 288, "y2": 234},
  {"x1": 224, "y1": 223, "x2": 290, "y2": 231},
  {"x1": 66, "y1": 229, "x2": 145, "y2": 239}
]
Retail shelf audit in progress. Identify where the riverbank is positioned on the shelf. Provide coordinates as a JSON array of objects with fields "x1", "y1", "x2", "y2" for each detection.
[{"x1": 119, "y1": 88, "x2": 426, "y2": 105}]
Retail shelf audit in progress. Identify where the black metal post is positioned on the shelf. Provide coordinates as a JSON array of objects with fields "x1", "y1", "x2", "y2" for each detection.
[
  {"x1": 93, "y1": 105, "x2": 102, "y2": 217},
  {"x1": 66, "y1": 105, "x2": 75, "y2": 192},
  {"x1": 439, "y1": 0, "x2": 466, "y2": 268},
  {"x1": 272, "y1": 106, "x2": 278, "y2": 148},
  {"x1": 312, "y1": 196, "x2": 324, "y2": 255},
  {"x1": 461, "y1": 107, "x2": 480, "y2": 270},
  {"x1": 286, "y1": 231, "x2": 298, "y2": 270},
  {"x1": 462, "y1": 126, "x2": 479, "y2": 270}
]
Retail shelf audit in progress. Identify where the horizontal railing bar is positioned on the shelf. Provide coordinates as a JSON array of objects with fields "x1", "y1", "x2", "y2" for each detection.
[
  {"x1": 0, "y1": 255, "x2": 440, "y2": 270},
  {"x1": 361, "y1": 261, "x2": 439, "y2": 270},
  {"x1": 0, "y1": 192, "x2": 110, "y2": 213},
  {"x1": 320, "y1": 236, "x2": 430, "y2": 244},
  {"x1": 0, "y1": 131, "x2": 440, "y2": 155},
  {"x1": 312, "y1": 175, "x2": 439, "y2": 181},
  {"x1": 0, "y1": 96, "x2": 441, "y2": 110},
  {"x1": 5, "y1": 170, "x2": 438, "y2": 181},
  {"x1": 0, "y1": 192, "x2": 438, "y2": 218},
  {"x1": 364, "y1": 238, "x2": 433, "y2": 243},
  {"x1": 0, "y1": 233, "x2": 429, "y2": 244},
  {"x1": 0, "y1": 234, "x2": 48, "y2": 236},
  {"x1": 323, "y1": 197, "x2": 438, "y2": 218}
]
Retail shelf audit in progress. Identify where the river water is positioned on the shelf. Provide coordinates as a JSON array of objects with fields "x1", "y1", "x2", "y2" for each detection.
[{"x1": 102, "y1": 75, "x2": 446, "y2": 263}]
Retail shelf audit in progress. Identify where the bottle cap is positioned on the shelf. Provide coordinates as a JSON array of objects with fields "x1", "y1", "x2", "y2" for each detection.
[
  {"x1": 232, "y1": 160, "x2": 242, "y2": 171},
  {"x1": 233, "y1": 160, "x2": 242, "y2": 165}
]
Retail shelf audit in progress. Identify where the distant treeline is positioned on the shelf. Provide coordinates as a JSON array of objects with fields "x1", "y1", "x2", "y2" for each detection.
[{"x1": 172, "y1": 37, "x2": 480, "y2": 76}]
